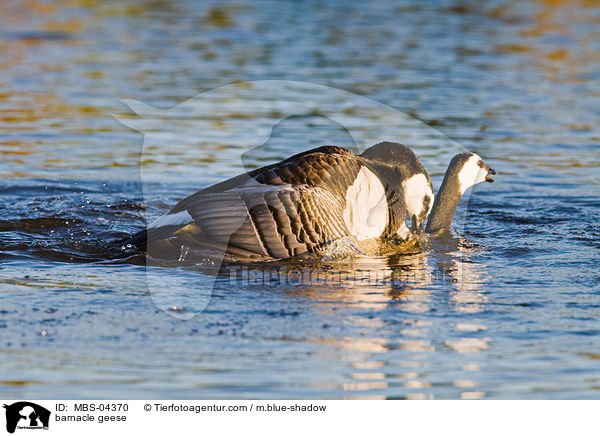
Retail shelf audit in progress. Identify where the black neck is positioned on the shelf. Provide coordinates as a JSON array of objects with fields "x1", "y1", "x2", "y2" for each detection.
[{"x1": 425, "y1": 171, "x2": 462, "y2": 234}]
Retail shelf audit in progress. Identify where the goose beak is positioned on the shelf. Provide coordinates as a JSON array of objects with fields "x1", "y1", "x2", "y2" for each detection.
[{"x1": 485, "y1": 167, "x2": 496, "y2": 183}]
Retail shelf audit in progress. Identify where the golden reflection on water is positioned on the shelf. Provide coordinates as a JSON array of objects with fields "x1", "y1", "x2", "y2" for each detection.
[
  {"x1": 3, "y1": 0, "x2": 595, "y2": 398},
  {"x1": 493, "y1": 0, "x2": 600, "y2": 83},
  {"x1": 257, "y1": 238, "x2": 491, "y2": 398}
]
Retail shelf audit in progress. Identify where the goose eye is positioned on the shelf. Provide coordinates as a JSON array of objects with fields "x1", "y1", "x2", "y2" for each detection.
[{"x1": 478, "y1": 160, "x2": 484, "y2": 167}]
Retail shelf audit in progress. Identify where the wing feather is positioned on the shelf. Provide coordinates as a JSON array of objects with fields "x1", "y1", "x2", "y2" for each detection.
[
  {"x1": 120, "y1": 146, "x2": 363, "y2": 260},
  {"x1": 165, "y1": 184, "x2": 349, "y2": 259}
]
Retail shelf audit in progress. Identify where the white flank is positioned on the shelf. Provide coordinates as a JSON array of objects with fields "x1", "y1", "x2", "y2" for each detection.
[
  {"x1": 458, "y1": 154, "x2": 489, "y2": 194},
  {"x1": 402, "y1": 173, "x2": 434, "y2": 218},
  {"x1": 343, "y1": 166, "x2": 388, "y2": 241},
  {"x1": 148, "y1": 210, "x2": 194, "y2": 229}
]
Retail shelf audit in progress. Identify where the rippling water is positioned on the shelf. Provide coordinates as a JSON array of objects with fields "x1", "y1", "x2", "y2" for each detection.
[{"x1": 1, "y1": 0, "x2": 599, "y2": 399}]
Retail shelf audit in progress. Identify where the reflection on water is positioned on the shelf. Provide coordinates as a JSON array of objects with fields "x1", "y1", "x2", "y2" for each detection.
[
  {"x1": 204, "y1": 236, "x2": 492, "y2": 399},
  {"x1": 0, "y1": 0, "x2": 599, "y2": 399}
]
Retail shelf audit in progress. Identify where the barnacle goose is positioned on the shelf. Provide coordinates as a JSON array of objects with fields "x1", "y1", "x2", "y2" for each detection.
[{"x1": 120, "y1": 141, "x2": 435, "y2": 261}]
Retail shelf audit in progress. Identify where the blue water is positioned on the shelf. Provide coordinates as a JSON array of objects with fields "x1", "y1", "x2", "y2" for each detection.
[{"x1": 0, "y1": 0, "x2": 599, "y2": 399}]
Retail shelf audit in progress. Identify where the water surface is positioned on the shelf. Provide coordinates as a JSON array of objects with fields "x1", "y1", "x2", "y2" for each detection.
[{"x1": 0, "y1": 0, "x2": 599, "y2": 399}]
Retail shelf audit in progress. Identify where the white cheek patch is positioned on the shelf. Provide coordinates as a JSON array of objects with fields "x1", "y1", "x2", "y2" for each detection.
[
  {"x1": 458, "y1": 154, "x2": 487, "y2": 194},
  {"x1": 476, "y1": 167, "x2": 488, "y2": 184},
  {"x1": 148, "y1": 210, "x2": 194, "y2": 229},
  {"x1": 343, "y1": 166, "x2": 388, "y2": 241},
  {"x1": 402, "y1": 173, "x2": 433, "y2": 217}
]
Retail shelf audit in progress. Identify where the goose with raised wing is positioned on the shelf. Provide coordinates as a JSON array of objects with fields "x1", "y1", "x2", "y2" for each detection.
[
  {"x1": 118, "y1": 143, "x2": 494, "y2": 261},
  {"x1": 120, "y1": 141, "x2": 434, "y2": 261}
]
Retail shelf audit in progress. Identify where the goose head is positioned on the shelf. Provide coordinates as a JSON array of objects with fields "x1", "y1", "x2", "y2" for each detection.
[
  {"x1": 456, "y1": 152, "x2": 496, "y2": 193},
  {"x1": 425, "y1": 152, "x2": 495, "y2": 234},
  {"x1": 402, "y1": 172, "x2": 434, "y2": 233},
  {"x1": 361, "y1": 141, "x2": 433, "y2": 235}
]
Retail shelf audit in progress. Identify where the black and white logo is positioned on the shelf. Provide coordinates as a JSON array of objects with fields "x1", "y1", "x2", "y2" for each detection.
[{"x1": 3, "y1": 402, "x2": 50, "y2": 434}]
